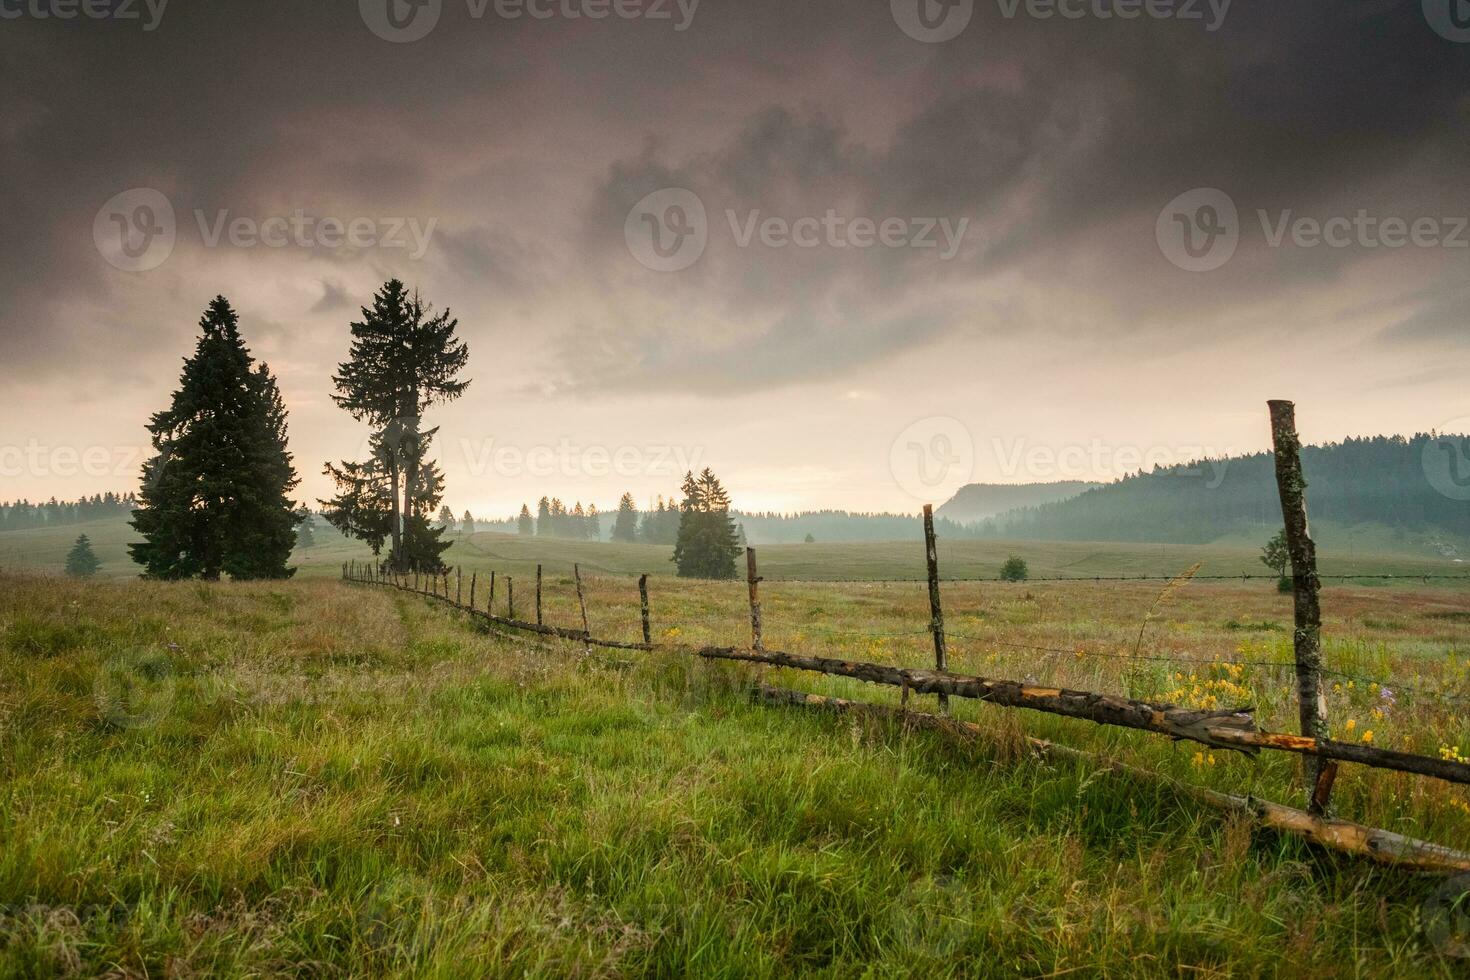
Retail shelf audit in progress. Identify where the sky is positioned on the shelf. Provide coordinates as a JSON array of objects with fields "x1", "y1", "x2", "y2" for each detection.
[{"x1": 2, "y1": 0, "x2": 1468, "y2": 518}]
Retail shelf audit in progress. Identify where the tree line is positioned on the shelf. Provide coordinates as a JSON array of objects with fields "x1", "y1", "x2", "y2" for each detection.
[
  {"x1": 0, "y1": 493, "x2": 135, "y2": 532},
  {"x1": 969, "y1": 435, "x2": 1470, "y2": 544}
]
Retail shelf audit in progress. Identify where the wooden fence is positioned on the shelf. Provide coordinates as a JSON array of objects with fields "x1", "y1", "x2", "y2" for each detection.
[{"x1": 341, "y1": 401, "x2": 1470, "y2": 872}]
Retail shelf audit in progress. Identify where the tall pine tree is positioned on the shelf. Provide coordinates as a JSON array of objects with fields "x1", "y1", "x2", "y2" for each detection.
[
  {"x1": 130, "y1": 296, "x2": 301, "y2": 580},
  {"x1": 326, "y1": 280, "x2": 469, "y2": 571}
]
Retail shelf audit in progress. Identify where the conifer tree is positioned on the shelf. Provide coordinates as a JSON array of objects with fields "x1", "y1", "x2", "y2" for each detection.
[
  {"x1": 586, "y1": 504, "x2": 601, "y2": 541},
  {"x1": 130, "y1": 296, "x2": 301, "y2": 579},
  {"x1": 611, "y1": 492, "x2": 640, "y2": 542},
  {"x1": 671, "y1": 468, "x2": 740, "y2": 579},
  {"x1": 327, "y1": 279, "x2": 469, "y2": 571},
  {"x1": 536, "y1": 496, "x2": 551, "y2": 536},
  {"x1": 438, "y1": 505, "x2": 457, "y2": 533},
  {"x1": 462, "y1": 510, "x2": 476, "y2": 536},
  {"x1": 65, "y1": 534, "x2": 101, "y2": 578},
  {"x1": 295, "y1": 510, "x2": 316, "y2": 550},
  {"x1": 321, "y1": 457, "x2": 393, "y2": 555},
  {"x1": 518, "y1": 504, "x2": 535, "y2": 535}
]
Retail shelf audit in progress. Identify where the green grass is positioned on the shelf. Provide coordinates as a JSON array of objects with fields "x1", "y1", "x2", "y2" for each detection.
[
  {"x1": 6, "y1": 516, "x2": 1467, "y2": 584},
  {"x1": 3, "y1": 572, "x2": 1469, "y2": 976}
]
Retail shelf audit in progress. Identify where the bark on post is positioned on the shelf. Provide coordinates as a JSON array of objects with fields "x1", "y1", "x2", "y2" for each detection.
[
  {"x1": 639, "y1": 574, "x2": 652, "y2": 646},
  {"x1": 507, "y1": 577, "x2": 514, "y2": 620},
  {"x1": 456, "y1": 568, "x2": 462, "y2": 606},
  {"x1": 1268, "y1": 399, "x2": 1330, "y2": 812},
  {"x1": 573, "y1": 563, "x2": 592, "y2": 654},
  {"x1": 746, "y1": 547, "x2": 764, "y2": 651},
  {"x1": 536, "y1": 564, "x2": 544, "y2": 626},
  {"x1": 922, "y1": 504, "x2": 949, "y2": 713},
  {"x1": 489, "y1": 571, "x2": 496, "y2": 612},
  {"x1": 470, "y1": 573, "x2": 476, "y2": 610}
]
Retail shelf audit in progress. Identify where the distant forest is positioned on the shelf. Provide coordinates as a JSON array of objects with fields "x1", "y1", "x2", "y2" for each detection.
[
  {"x1": 0, "y1": 493, "x2": 136, "y2": 531},
  {"x1": 970, "y1": 434, "x2": 1470, "y2": 544}
]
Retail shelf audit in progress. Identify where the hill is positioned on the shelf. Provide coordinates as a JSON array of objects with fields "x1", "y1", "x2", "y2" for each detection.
[
  {"x1": 936, "y1": 481, "x2": 1098, "y2": 525},
  {"x1": 967, "y1": 434, "x2": 1470, "y2": 555}
]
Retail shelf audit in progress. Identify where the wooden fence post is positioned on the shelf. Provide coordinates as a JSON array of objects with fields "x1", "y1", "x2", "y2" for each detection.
[
  {"x1": 536, "y1": 564, "x2": 543, "y2": 626},
  {"x1": 1268, "y1": 399, "x2": 1330, "y2": 813},
  {"x1": 470, "y1": 572, "x2": 476, "y2": 610},
  {"x1": 746, "y1": 547, "x2": 764, "y2": 651},
  {"x1": 639, "y1": 574, "x2": 651, "y2": 646},
  {"x1": 489, "y1": 571, "x2": 496, "y2": 613},
  {"x1": 456, "y1": 567, "x2": 462, "y2": 606},
  {"x1": 574, "y1": 563, "x2": 592, "y2": 654},
  {"x1": 507, "y1": 577, "x2": 514, "y2": 620},
  {"x1": 923, "y1": 504, "x2": 949, "y2": 714}
]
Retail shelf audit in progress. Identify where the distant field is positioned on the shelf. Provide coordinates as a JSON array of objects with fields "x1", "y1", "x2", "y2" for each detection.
[{"x1": 4, "y1": 516, "x2": 1467, "y2": 584}]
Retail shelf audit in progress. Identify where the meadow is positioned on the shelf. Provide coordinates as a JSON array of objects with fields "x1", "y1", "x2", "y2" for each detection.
[{"x1": 2, "y1": 550, "x2": 1469, "y2": 976}]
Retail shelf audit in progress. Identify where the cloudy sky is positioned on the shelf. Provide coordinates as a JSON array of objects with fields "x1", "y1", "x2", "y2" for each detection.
[{"x1": 2, "y1": 0, "x2": 1467, "y2": 517}]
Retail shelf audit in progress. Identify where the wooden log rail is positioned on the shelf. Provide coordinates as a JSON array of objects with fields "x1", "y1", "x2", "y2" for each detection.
[
  {"x1": 343, "y1": 569, "x2": 1470, "y2": 787},
  {"x1": 755, "y1": 685, "x2": 1470, "y2": 874},
  {"x1": 699, "y1": 645, "x2": 1259, "y2": 752}
]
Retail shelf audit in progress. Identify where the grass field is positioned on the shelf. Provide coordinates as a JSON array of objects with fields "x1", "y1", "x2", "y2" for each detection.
[
  {"x1": 5, "y1": 516, "x2": 1468, "y2": 584},
  {"x1": 3, "y1": 565, "x2": 1470, "y2": 975}
]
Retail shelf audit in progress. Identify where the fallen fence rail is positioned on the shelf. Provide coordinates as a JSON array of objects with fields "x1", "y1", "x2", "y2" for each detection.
[{"x1": 755, "y1": 685, "x2": 1470, "y2": 875}]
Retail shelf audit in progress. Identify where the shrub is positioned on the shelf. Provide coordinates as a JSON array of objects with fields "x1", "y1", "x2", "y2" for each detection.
[{"x1": 999, "y1": 556, "x2": 1029, "y2": 582}]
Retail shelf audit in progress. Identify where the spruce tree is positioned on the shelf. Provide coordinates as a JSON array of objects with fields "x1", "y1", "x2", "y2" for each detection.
[
  {"x1": 611, "y1": 492, "x2": 640, "y2": 542},
  {"x1": 321, "y1": 456, "x2": 393, "y2": 555},
  {"x1": 536, "y1": 496, "x2": 551, "y2": 536},
  {"x1": 462, "y1": 510, "x2": 476, "y2": 536},
  {"x1": 438, "y1": 505, "x2": 457, "y2": 533},
  {"x1": 672, "y1": 469, "x2": 740, "y2": 579},
  {"x1": 586, "y1": 504, "x2": 601, "y2": 541},
  {"x1": 518, "y1": 504, "x2": 535, "y2": 535},
  {"x1": 295, "y1": 510, "x2": 316, "y2": 550},
  {"x1": 65, "y1": 534, "x2": 101, "y2": 578},
  {"x1": 327, "y1": 280, "x2": 469, "y2": 571},
  {"x1": 130, "y1": 296, "x2": 301, "y2": 580}
]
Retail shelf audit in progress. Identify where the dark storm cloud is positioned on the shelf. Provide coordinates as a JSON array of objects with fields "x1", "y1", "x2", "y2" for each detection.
[{"x1": 2, "y1": 0, "x2": 1468, "y2": 390}]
